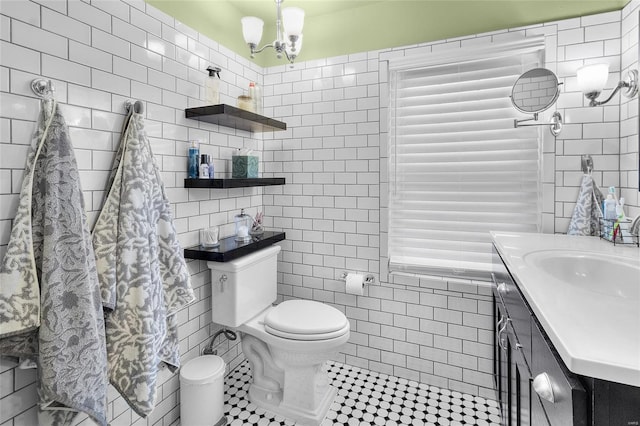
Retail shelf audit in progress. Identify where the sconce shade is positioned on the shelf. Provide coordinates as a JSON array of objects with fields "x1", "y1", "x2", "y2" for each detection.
[
  {"x1": 577, "y1": 63, "x2": 609, "y2": 94},
  {"x1": 282, "y1": 7, "x2": 305, "y2": 37},
  {"x1": 241, "y1": 16, "x2": 264, "y2": 45}
]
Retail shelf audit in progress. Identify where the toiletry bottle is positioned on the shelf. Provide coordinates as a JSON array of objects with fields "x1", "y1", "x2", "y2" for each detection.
[
  {"x1": 199, "y1": 154, "x2": 209, "y2": 178},
  {"x1": 616, "y1": 197, "x2": 626, "y2": 219},
  {"x1": 253, "y1": 82, "x2": 262, "y2": 115},
  {"x1": 248, "y1": 82, "x2": 257, "y2": 112},
  {"x1": 604, "y1": 194, "x2": 616, "y2": 220},
  {"x1": 205, "y1": 66, "x2": 221, "y2": 105},
  {"x1": 208, "y1": 155, "x2": 214, "y2": 178},
  {"x1": 188, "y1": 140, "x2": 199, "y2": 179}
]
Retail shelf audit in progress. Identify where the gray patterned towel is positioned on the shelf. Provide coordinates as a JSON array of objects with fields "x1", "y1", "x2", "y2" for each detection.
[
  {"x1": 0, "y1": 100, "x2": 108, "y2": 426},
  {"x1": 567, "y1": 174, "x2": 604, "y2": 236},
  {"x1": 92, "y1": 111, "x2": 195, "y2": 417}
]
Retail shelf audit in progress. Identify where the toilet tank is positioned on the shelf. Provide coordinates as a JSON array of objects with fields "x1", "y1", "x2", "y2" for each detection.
[{"x1": 207, "y1": 244, "x2": 281, "y2": 328}]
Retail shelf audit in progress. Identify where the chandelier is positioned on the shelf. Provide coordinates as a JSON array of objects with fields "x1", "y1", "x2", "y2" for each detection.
[{"x1": 241, "y1": 0, "x2": 305, "y2": 65}]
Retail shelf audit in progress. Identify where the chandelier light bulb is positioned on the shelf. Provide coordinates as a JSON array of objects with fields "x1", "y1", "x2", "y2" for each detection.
[
  {"x1": 241, "y1": 16, "x2": 264, "y2": 46},
  {"x1": 282, "y1": 7, "x2": 305, "y2": 37}
]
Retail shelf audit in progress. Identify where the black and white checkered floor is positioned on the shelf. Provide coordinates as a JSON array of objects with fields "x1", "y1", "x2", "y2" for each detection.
[{"x1": 222, "y1": 360, "x2": 501, "y2": 426}]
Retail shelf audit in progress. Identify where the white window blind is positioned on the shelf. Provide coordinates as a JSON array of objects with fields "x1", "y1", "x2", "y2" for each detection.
[{"x1": 388, "y1": 41, "x2": 544, "y2": 280}]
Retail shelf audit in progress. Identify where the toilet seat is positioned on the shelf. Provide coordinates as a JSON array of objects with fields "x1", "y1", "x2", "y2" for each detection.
[{"x1": 264, "y1": 300, "x2": 349, "y2": 341}]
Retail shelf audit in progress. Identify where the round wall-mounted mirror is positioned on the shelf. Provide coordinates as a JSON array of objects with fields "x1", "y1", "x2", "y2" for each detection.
[{"x1": 510, "y1": 68, "x2": 560, "y2": 113}]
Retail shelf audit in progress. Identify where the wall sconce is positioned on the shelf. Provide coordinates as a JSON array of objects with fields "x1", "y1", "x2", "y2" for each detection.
[
  {"x1": 576, "y1": 63, "x2": 638, "y2": 106},
  {"x1": 241, "y1": 0, "x2": 304, "y2": 66}
]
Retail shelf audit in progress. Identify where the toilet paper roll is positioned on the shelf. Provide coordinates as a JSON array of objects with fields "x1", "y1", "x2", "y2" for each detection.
[{"x1": 345, "y1": 273, "x2": 365, "y2": 296}]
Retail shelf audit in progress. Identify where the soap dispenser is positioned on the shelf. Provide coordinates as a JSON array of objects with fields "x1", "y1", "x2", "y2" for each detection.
[
  {"x1": 205, "y1": 66, "x2": 221, "y2": 105},
  {"x1": 234, "y1": 209, "x2": 252, "y2": 242}
]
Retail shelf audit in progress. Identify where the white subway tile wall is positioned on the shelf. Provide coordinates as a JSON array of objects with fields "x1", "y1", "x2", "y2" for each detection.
[
  {"x1": 1, "y1": 0, "x2": 638, "y2": 425},
  {"x1": 261, "y1": 0, "x2": 638, "y2": 403},
  {"x1": 621, "y1": 0, "x2": 640, "y2": 216},
  {"x1": 0, "y1": 0, "x2": 267, "y2": 424}
]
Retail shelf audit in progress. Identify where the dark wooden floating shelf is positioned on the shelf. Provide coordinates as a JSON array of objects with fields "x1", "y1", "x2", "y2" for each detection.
[
  {"x1": 184, "y1": 231, "x2": 286, "y2": 262},
  {"x1": 184, "y1": 178, "x2": 285, "y2": 189},
  {"x1": 185, "y1": 104, "x2": 287, "y2": 133}
]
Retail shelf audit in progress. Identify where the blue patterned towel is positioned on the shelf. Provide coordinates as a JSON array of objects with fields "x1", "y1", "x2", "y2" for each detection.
[
  {"x1": 567, "y1": 174, "x2": 604, "y2": 236},
  {"x1": 92, "y1": 111, "x2": 195, "y2": 417},
  {"x1": 0, "y1": 100, "x2": 108, "y2": 426}
]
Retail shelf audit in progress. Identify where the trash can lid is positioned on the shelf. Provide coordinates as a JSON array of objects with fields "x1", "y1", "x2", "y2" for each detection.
[{"x1": 180, "y1": 355, "x2": 225, "y2": 385}]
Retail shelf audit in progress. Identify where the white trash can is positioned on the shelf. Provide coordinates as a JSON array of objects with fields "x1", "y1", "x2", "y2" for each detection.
[{"x1": 180, "y1": 355, "x2": 226, "y2": 426}]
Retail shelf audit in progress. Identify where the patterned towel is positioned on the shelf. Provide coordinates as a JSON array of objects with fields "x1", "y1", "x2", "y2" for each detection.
[
  {"x1": 92, "y1": 111, "x2": 195, "y2": 417},
  {"x1": 0, "y1": 100, "x2": 108, "y2": 426},
  {"x1": 567, "y1": 174, "x2": 604, "y2": 236}
]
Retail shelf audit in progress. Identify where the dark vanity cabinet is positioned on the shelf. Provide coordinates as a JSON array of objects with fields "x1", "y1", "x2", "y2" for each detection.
[
  {"x1": 492, "y1": 247, "x2": 586, "y2": 426},
  {"x1": 494, "y1": 296, "x2": 532, "y2": 426},
  {"x1": 492, "y1": 246, "x2": 640, "y2": 426},
  {"x1": 493, "y1": 262, "x2": 536, "y2": 426}
]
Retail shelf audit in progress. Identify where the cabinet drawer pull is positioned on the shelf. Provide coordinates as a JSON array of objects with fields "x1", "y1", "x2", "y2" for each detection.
[
  {"x1": 491, "y1": 272, "x2": 508, "y2": 293},
  {"x1": 497, "y1": 316, "x2": 510, "y2": 351},
  {"x1": 533, "y1": 372, "x2": 556, "y2": 403}
]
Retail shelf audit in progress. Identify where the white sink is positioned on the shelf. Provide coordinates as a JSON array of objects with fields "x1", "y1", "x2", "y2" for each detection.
[
  {"x1": 523, "y1": 250, "x2": 640, "y2": 300},
  {"x1": 492, "y1": 232, "x2": 640, "y2": 386}
]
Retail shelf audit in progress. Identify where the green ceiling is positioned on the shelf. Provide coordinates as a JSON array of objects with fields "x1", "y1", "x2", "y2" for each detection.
[{"x1": 146, "y1": 0, "x2": 630, "y2": 68}]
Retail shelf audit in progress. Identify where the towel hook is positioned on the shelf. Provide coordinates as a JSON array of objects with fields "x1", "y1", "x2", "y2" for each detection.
[
  {"x1": 31, "y1": 79, "x2": 54, "y2": 99},
  {"x1": 124, "y1": 100, "x2": 144, "y2": 114},
  {"x1": 581, "y1": 154, "x2": 593, "y2": 175}
]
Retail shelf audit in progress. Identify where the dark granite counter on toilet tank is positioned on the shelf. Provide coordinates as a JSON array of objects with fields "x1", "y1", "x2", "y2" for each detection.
[{"x1": 183, "y1": 231, "x2": 286, "y2": 262}]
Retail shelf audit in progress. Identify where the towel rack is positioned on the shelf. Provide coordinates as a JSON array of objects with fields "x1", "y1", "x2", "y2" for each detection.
[
  {"x1": 31, "y1": 79, "x2": 54, "y2": 99},
  {"x1": 125, "y1": 100, "x2": 144, "y2": 114}
]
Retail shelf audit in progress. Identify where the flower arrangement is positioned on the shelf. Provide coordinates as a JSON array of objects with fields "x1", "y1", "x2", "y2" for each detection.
[{"x1": 250, "y1": 211, "x2": 264, "y2": 235}]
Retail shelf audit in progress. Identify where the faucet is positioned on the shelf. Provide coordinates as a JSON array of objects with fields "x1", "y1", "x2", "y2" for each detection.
[{"x1": 630, "y1": 216, "x2": 640, "y2": 239}]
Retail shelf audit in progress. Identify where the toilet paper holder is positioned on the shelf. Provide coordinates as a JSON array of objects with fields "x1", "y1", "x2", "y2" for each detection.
[{"x1": 340, "y1": 272, "x2": 375, "y2": 285}]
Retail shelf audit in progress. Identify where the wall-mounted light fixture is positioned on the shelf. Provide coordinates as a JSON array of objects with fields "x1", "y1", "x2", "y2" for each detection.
[
  {"x1": 576, "y1": 63, "x2": 638, "y2": 106},
  {"x1": 241, "y1": 0, "x2": 304, "y2": 66}
]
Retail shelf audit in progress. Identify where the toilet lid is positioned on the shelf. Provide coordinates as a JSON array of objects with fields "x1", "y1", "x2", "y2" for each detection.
[{"x1": 264, "y1": 300, "x2": 349, "y2": 341}]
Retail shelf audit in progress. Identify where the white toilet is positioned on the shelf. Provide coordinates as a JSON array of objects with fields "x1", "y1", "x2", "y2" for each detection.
[{"x1": 207, "y1": 245, "x2": 350, "y2": 426}]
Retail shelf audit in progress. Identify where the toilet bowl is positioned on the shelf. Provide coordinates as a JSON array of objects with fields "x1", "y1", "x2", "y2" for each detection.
[{"x1": 207, "y1": 245, "x2": 350, "y2": 426}]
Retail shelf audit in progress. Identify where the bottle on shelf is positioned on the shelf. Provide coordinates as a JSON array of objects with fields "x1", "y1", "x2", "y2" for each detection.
[
  {"x1": 208, "y1": 155, "x2": 214, "y2": 178},
  {"x1": 188, "y1": 140, "x2": 199, "y2": 179},
  {"x1": 253, "y1": 82, "x2": 262, "y2": 115},
  {"x1": 248, "y1": 82, "x2": 257, "y2": 113},
  {"x1": 199, "y1": 154, "x2": 210, "y2": 178},
  {"x1": 205, "y1": 66, "x2": 221, "y2": 105}
]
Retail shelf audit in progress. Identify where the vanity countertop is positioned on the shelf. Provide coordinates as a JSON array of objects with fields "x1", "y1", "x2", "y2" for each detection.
[{"x1": 491, "y1": 231, "x2": 640, "y2": 387}]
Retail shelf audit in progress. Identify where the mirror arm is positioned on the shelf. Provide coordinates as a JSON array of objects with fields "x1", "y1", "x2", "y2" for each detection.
[
  {"x1": 514, "y1": 111, "x2": 563, "y2": 136},
  {"x1": 513, "y1": 113, "x2": 539, "y2": 126}
]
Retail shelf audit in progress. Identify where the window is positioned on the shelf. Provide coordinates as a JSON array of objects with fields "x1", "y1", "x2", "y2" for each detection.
[{"x1": 388, "y1": 38, "x2": 544, "y2": 280}]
